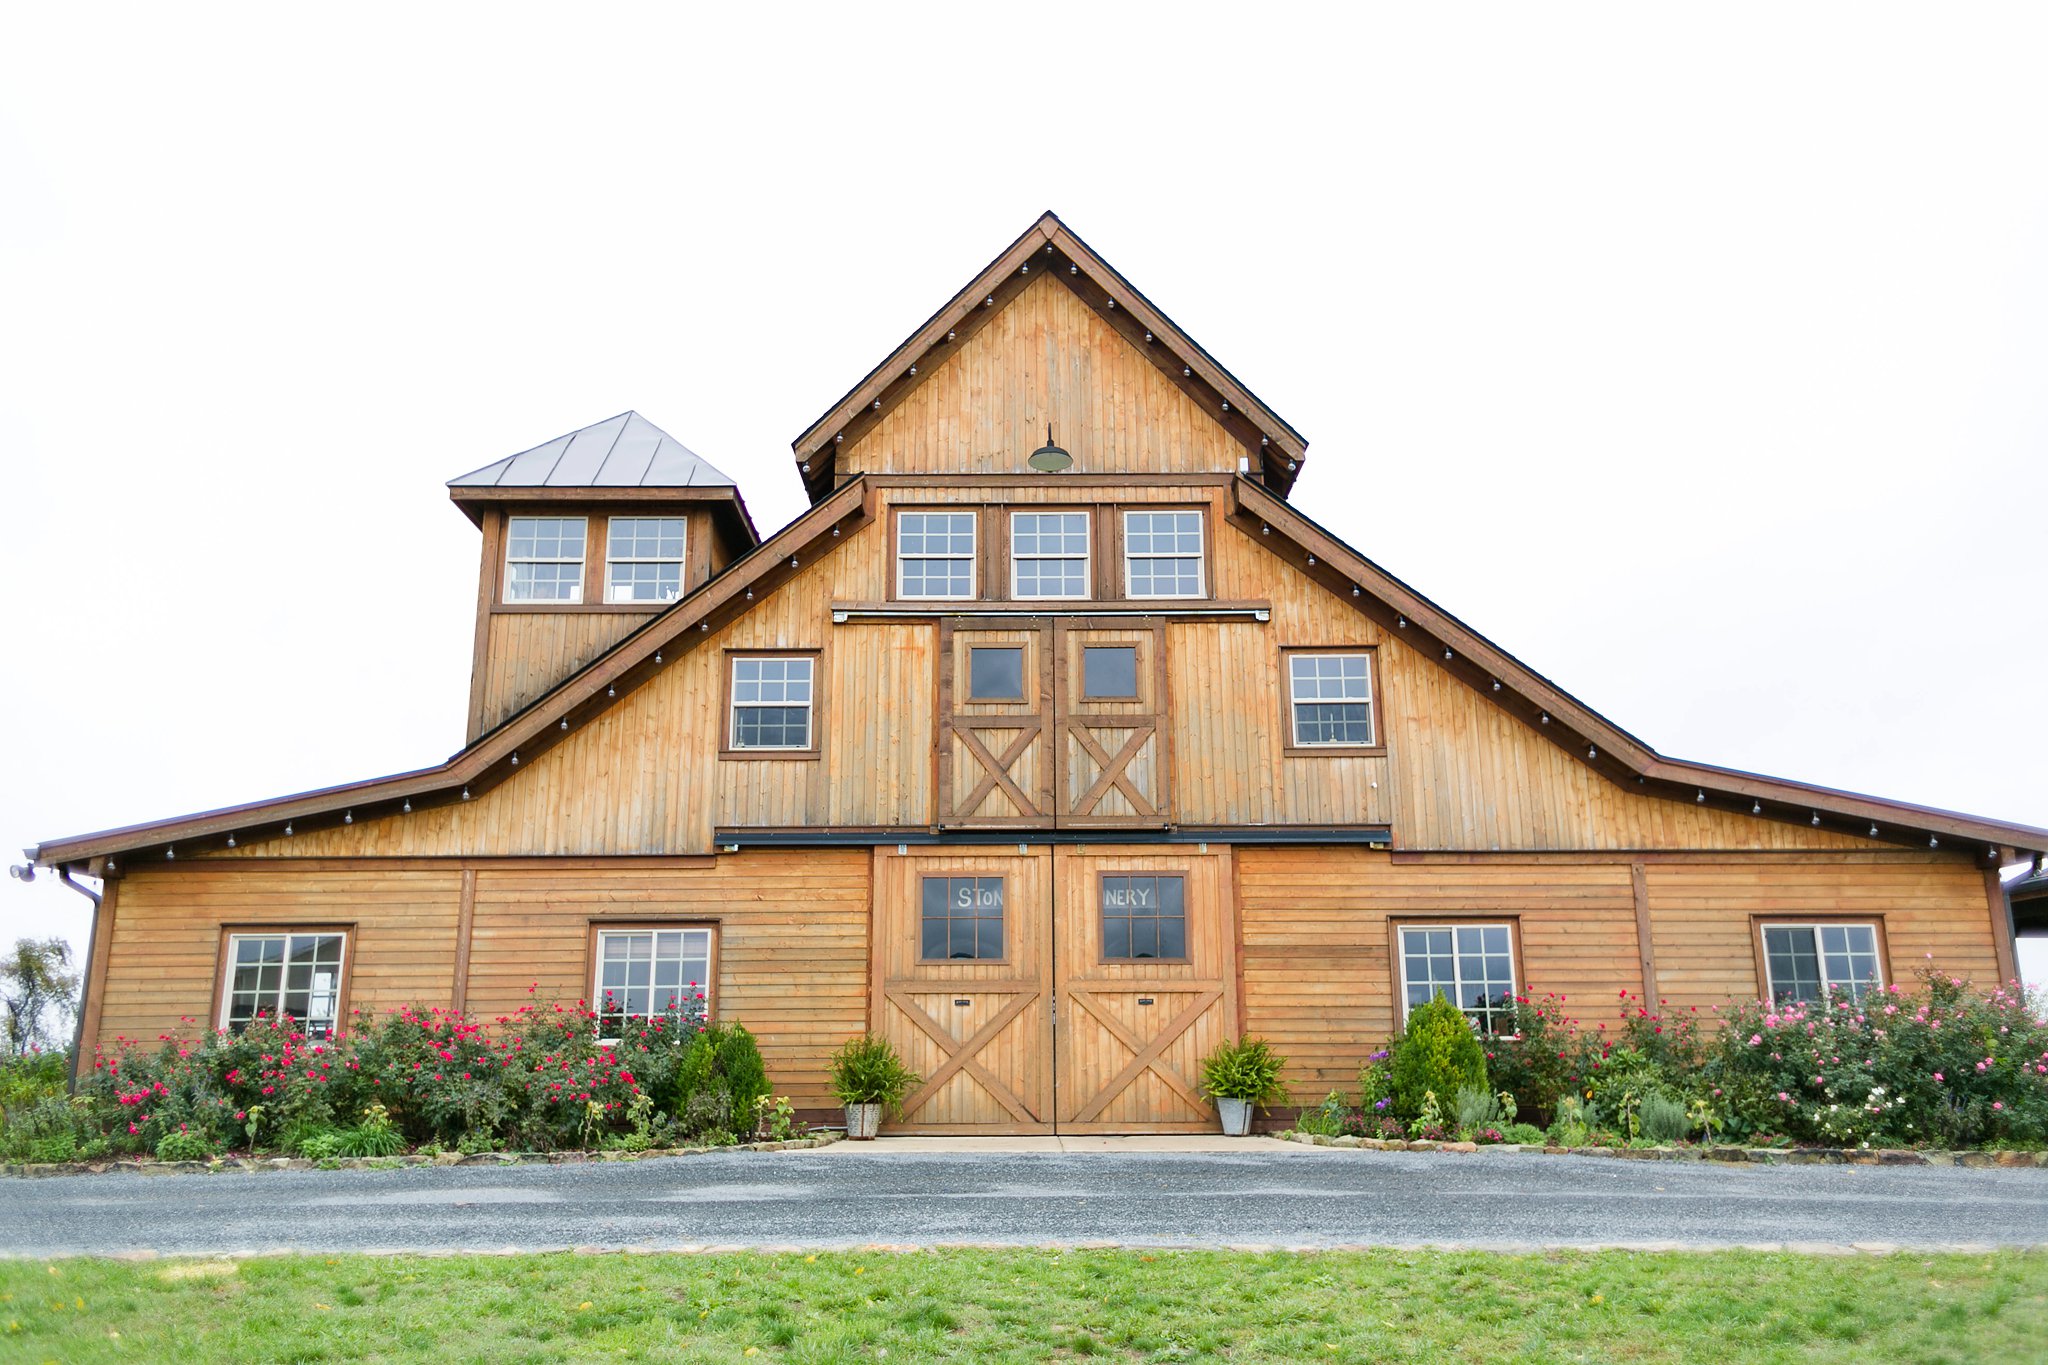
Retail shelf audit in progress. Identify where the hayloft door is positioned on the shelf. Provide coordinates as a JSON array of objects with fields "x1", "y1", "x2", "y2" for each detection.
[
  {"x1": 1052, "y1": 620, "x2": 1171, "y2": 828},
  {"x1": 935, "y1": 622, "x2": 1055, "y2": 828},
  {"x1": 873, "y1": 847, "x2": 1054, "y2": 1133},
  {"x1": 1052, "y1": 846, "x2": 1235, "y2": 1133}
]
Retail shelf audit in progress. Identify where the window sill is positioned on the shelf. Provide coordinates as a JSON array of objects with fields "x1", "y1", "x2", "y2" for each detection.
[
  {"x1": 718, "y1": 747, "x2": 821, "y2": 762},
  {"x1": 1282, "y1": 744, "x2": 1388, "y2": 758},
  {"x1": 493, "y1": 601, "x2": 672, "y2": 615}
]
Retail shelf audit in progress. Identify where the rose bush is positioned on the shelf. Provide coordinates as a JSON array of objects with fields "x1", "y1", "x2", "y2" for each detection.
[{"x1": 16, "y1": 986, "x2": 787, "y2": 1160}]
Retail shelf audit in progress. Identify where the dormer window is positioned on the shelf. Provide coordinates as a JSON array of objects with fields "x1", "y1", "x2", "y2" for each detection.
[
  {"x1": 606, "y1": 517, "x2": 687, "y2": 603},
  {"x1": 1011, "y1": 511, "x2": 1090, "y2": 599},
  {"x1": 1123, "y1": 510, "x2": 1204, "y2": 598},
  {"x1": 504, "y1": 516, "x2": 587, "y2": 603}
]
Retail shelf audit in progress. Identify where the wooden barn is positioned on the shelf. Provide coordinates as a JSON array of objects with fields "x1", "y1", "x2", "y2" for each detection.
[{"x1": 27, "y1": 212, "x2": 2048, "y2": 1133}]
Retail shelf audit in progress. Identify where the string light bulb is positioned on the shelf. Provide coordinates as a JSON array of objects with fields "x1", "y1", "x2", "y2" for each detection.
[
  {"x1": 284, "y1": 823, "x2": 294, "y2": 836},
  {"x1": 559, "y1": 719, "x2": 569, "y2": 731},
  {"x1": 226, "y1": 834, "x2": 236, "y2": 847},
  {"x1": 1929, "y1": 835, "x2": 1939, "y2": 849},
  {"x1": 1587, "y1": 746, "x2": 1597, "y2": 760},
  {"x1": 510, "y1": 753, "x2": 518, "y2": 766},
  {"x1": 1697, "y1": 790, "x2": 1707, "y2": 804},
  {"x1": 1811, "y1": 812, "x2": 1821, "y2": 826},
  {"x1": 343, "y1": 810, "x2": 353, "y2": 824},
  {"x1": 1539, "y1": 712, "x2": 1549, "y2": 724},
  {"x1": 402, "y1": 800, "x2": 411, "y2": 813},
  {"x1": 461, "y1": 788, "x2": 471, "y2": 801},
  {"x1": 1752, "y1": 801, "x2": 1762, "y2": 815},
  {"x1": 1869, "y1": 823, "x2": 1879, "y2": 837}
]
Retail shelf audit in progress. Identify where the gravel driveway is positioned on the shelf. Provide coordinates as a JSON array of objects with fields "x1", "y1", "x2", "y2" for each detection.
[{"x1": 6, "y1": 1143, "x2": 2048, "y2": 1257}]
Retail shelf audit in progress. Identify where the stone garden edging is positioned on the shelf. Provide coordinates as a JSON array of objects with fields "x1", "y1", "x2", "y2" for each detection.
[
  {"x1": 1278, "y1": 1130, "x2": 2047, "y2": 1167},
  {"x1": 0, "y1": 1132, "x2": 842, "y2": 1179}
]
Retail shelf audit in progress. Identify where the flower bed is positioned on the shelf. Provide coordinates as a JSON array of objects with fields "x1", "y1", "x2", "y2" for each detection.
[
  {"x1": 0, "y1": 990, "x2": 806, "y2": 1166},
  {"x1": 1290, "y1": 965, "x2": 2048, "y2": 1154}
]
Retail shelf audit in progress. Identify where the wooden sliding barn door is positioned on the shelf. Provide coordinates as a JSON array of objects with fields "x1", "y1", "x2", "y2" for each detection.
[
  {"x1": 1053, "y1": 845, "x2": 1235, "y2": 1133},
  {"x1": 873, "y1": 847, "x2": 1054, "y2": 1133},
  {"x1": 1053, "y1": 620, "x2": 1171, "y2": 829},
  {"x1": 936, "y1": 621, "x2": 1054, "y2": 828}
]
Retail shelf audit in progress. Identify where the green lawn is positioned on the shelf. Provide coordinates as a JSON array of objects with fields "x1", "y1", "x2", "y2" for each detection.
[{"x1": 0, "y1": 1247, "x2": 2041, "y2": 1363}]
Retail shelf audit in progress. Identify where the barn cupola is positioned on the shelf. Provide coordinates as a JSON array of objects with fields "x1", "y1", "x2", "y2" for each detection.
[{"x1": 448, "y1": 410, "x2": 759, "y2": 742}]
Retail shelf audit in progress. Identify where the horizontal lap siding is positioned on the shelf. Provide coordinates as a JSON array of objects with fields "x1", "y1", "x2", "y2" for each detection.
[
  {"x1": 464, "y1": 851, "x2": 871, "y2": 1109},
  {"x1": 1645, "y1": 858, "x2": 1998, "y2": 1013},
  {"x1": 1237, "y1": 848, "x2": 1639, "y2": 1097},
  {"x1": 96, "y1": 866, "x2": 462, "y2": 1050}
]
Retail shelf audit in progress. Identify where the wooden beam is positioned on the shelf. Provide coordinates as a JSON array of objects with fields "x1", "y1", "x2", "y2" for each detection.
[
  {"x1": 1988, "y1": 867, "x2": 2020, "y2": 986},
  {"x1": 71, "y1": 876, "x2": 117, "y2": 1085},
  {"x1": 451, "y1": 867, "x2": 477, "y2": 1012},
  {"x1": 1631, "y1": 862, "x2": 1658, "y2": 1001}
]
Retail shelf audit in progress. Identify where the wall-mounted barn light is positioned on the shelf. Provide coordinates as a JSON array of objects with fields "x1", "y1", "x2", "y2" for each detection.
[{"x1": 1028, "y1": 426, "x2": 1072, "y2": 472}]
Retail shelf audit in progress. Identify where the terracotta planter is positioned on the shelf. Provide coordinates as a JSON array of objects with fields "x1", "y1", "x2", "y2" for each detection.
[
  {"x1": 845, "y1": 1103, "x2": 882, "y2": 1139},
  {"x1": 1217, "y1": 1097, "x2": 1253, "y2": 1136}
]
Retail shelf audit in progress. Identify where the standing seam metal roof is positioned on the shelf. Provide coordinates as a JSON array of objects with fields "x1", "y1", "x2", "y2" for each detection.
[{"x1": 447, "y1": 411, "x2": 739, "y2": 489}]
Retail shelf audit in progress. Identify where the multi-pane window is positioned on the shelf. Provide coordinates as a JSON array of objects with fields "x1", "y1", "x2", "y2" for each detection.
[
  {"x1": 1100, "y1": 875, "x2": 1187, "y2": 961},
  {"x1": 1763, "y1": 924, "x2": 1883, "y2": 1004},
  {"x1": 504, "y1": 516, "x2": 587, "y2": 603},
  {"x1": 898, "y1": 511, "x2": 977, "y2": 599},
  {"x1": 1011, "y1": 511, "x2": 1090, "y2": 599},
  {"x1": 969, "y1": 646, "x2": 1024, "y2": 700},
  {"x1": 1289, "y1": 653, "x2": 1375, "y2": 746},
  {"x1": 594, "y1": 928, "x2": 712, "y2": 1028},
  {"x1": 729, "y1": 656, "x2": 815, "y2": 750},
  {"x1": 1400, "y1": 924, "x2": 1516, "y2": 1035},
  {"x1": 1123, "y1": 510, "x2": 1204, "y2": 597},
  {"x1": 606, "y1": 517, "x2": 686, "y2": 603},
  {"x1": 921, "y1": 876, "x2": 1006, "y2": 960},
  {"x1": 221, "y1": 932, "x2": 347, "y2": 1040}
]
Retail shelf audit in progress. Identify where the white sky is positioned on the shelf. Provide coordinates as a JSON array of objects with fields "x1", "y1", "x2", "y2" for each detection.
[{"x1": 3, "y1": 6, "x2": 2045, "y2": 974}]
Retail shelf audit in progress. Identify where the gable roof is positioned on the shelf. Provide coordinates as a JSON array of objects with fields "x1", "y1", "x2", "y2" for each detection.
[
  {"x1": 28, "y1": 473, "x2": 2048, "y2": 872},
  {"x1": 1232, "y1": 478, "x2": 2048, "y2": 861},
  {"x1": 791, "y1": 211, "x2": 1307, "y2": 503},
  {"x1": 450, "y1": 411, "x2": 739, "y2": 490}
]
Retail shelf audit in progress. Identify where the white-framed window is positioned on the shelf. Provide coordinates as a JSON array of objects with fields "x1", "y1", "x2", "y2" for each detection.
[
  {"x1": 897, "y1": 510, "x2": 977, "y2": 599},
  {"x1": 594, "y1": 927, "x2": 713, "y2": 1028},
  {"x1": 1289, "y1": 653, "x2": 1375, "y2": 746},
  {"x1": 729, "y1": 655, "x2": 815, "y2": 750},
  {"x1": 504, "y1": 516, "x2": 588, "y2": 603},
  {"x1": 1762, "y1": 923, "x2": 1883, "y2": 1004},
  {"x1": 1123, "y1": 510, "x2": 1204, "y2": 598},
  {"x1": 606, "y1": 516, "x2": 686, "y2": 604},
  {"x1": 1399, "y1": 923, "x2": 1516, "y2": 1035},
  {"x1": 220, "y1": 931, "x2": 347, "y2": 1040},
  {"x1": 1011, "y1": 511, "x2": 1090, "y2": 599}
]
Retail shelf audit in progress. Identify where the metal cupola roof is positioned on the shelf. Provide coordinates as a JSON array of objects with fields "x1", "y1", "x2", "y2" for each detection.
[{"x1": 448, "y1": 411, "x2": 739, "y2": 489}]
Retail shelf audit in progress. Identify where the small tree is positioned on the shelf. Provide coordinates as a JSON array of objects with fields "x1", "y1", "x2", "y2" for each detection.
[
  {"x1": 1390, "y1": 993, "x2": 1487, "y2": 1119},
  {"x1": 1, "y1": 937, "x2": 80, "y2": 1057}
]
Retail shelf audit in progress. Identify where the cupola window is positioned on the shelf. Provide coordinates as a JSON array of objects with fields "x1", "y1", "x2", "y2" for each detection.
[
  {"x1": 504, "y1": 516, "x2": 588, "y2": 603},
  {"x1": 606, "y1": 517, "x2": 687, "y2": 603}
]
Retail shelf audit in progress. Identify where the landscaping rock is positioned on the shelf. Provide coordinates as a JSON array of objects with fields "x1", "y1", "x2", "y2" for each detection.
[
  {"x1": 1955, "y1": 1152, "x2": 2000, "y2": 1169},
  {"x1": 1332, "y1": 1136, "x2": 1362, "y2": 1148},
  {"x1": 1405, "y1": 1141, "x2": 1439, "y2": 1152},
  {"x1": 1708, "y1": 1145, "x2": 1749, "y2": 1162},
  {"x1": 1442, "y1": 1141, "x2": 1478, "y2": 1153}
]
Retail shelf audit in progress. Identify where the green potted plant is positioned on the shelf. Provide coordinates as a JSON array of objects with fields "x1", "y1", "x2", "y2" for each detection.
[
  {"x1": 828, "y1": 1033, "x2": 920, "y2": 1139},
  {"x1": 1198, "y1": 1036, "x2": 1288, "y2": 1135}
]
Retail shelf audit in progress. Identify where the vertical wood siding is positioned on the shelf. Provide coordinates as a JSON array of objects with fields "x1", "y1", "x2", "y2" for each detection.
[
  {"x1": 474, "y1": 613, "x2": 648, "y2": 734},
  {"x1": 839, "y1": 274, "x2": 1241, "y2": 480}
]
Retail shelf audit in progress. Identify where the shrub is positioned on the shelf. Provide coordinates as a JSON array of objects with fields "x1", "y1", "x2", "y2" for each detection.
[
  {"x1": 1501, "y1": 1122, "x2": 1548, "y2": 1145},
  {"x1": 1390, "y1": 995, "x2": 1487, "y2": 1119},
  {"x1": 154, "y1": 1129, "x2": 218, "y2": 1162},
  {"x1": 828, "y1": 1035, "x2": 921, "y2": 1115},
  {"x1": 1198, "y1": 1037, "x2": 1288, "y2": 1107},
  {"x1": 294, "y1": 1129, "x2": 347, "y2": 1160},
  {"x1": 1639, "y1": 1091, "x2": 1691, "y2": 1143},
  {"x1": 1357, "y1": 1048, "x2": 1395, "y2": 1119},
  {"x1": 1707, "y1": 968, "x2": 2048, "y2": 1148},
  {"x1": 1453, "y1": 1087, "x2": 1499, "y2": 1130}
]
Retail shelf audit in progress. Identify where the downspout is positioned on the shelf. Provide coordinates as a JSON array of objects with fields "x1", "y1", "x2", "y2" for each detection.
[{"x1": 55, "y1": 864, "x2": 101, "y2": 1095}]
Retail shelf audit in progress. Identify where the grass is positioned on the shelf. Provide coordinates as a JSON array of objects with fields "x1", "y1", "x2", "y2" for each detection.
[{"x1": 0, "y1": 1247, "x2": 2042, "y2": 1363}]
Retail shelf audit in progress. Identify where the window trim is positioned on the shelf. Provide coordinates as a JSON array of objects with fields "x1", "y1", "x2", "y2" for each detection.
[
  {"x1": 918, "y1": 874, "x2": 1012, "y2": 965},
  {"x1": 1390, "y1": 917, "x2": 1522, "y2": 1032},
  {"x1": 1096, "y1": 871, "x2": 1191, "y2": 965},
  {"x1": 586, "y1": 921, "x2": 718, "y2": 1034},
  {"x1": 1120, "y1": 507, "x2": 1208, "y2": 600},
  {"x1": 212, "y1": 924, "x2": 355, "y2": 1041},
  {"x1": 502, "y1": 514, "x2": 590, "y2": 605},
  {"x1": 1280, "y1": 647, "x2": 1386, "y2": 757},
  {"x1": 602, "y1": 514, "x2": 689, "y2": 606},
  {"x1": 1009, "y1": 509, "x2": 1093, "y2": 602},
  {"x1": 894, "y1": 508, "x2": 980, "y2": 602},
  {"x1": 1751, "y1": 916, "x2": 1890, "y2": 1005},
  {"x1": 720, "y1": 650, "x2": 823, "y2": 760}
]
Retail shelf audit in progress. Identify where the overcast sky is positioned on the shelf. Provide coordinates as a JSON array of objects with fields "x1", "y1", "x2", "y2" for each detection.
[{"x1": 3, "y1": 7, "x2": 2045, "y2": 971}]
